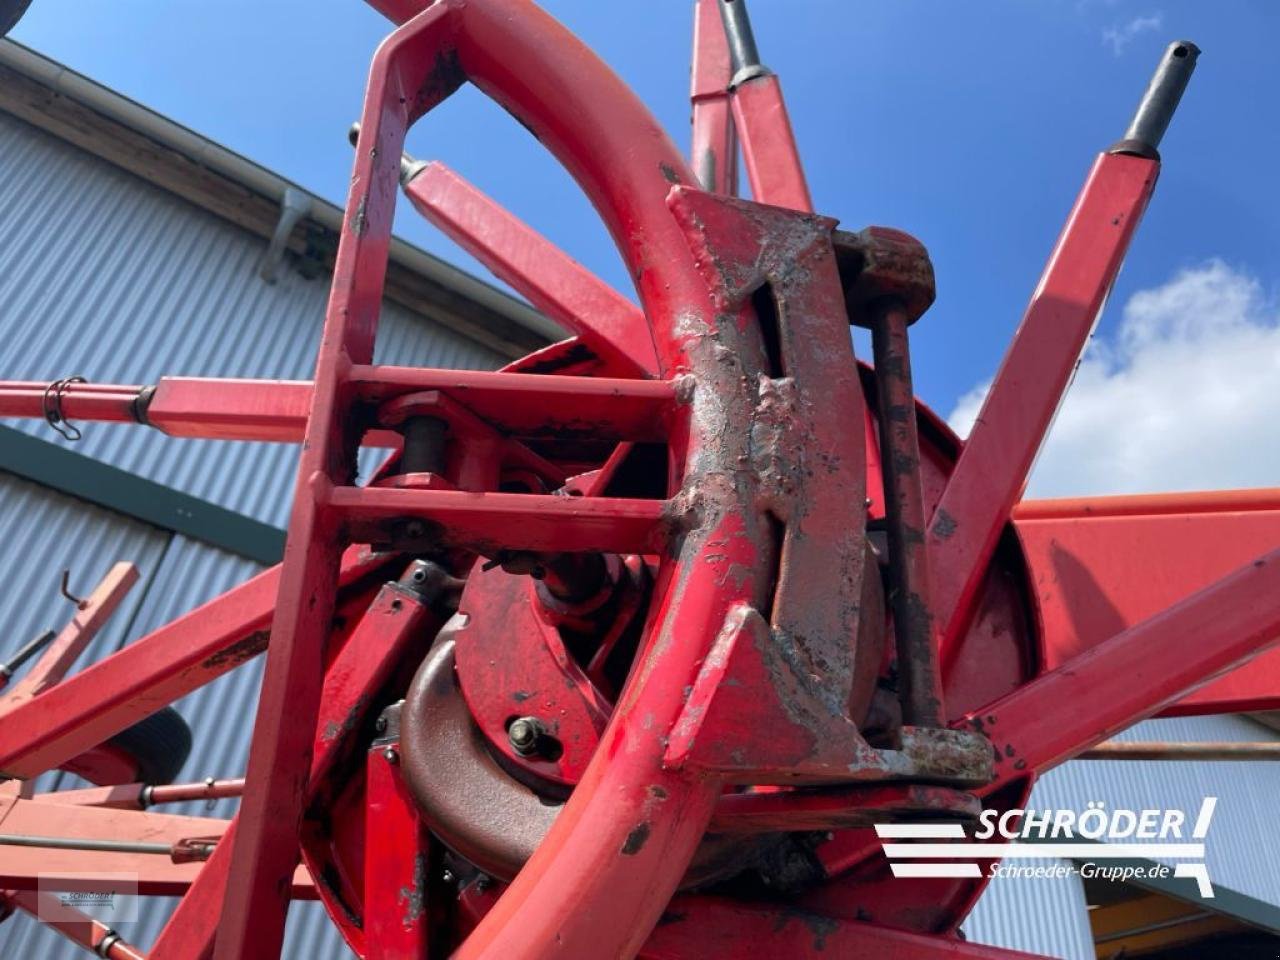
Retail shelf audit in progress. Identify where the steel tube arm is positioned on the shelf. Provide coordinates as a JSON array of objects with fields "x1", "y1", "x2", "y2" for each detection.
[
  {"x1": 690, "y1": 0, "x2": 738, "y2": 194},
  {"x1": 0, "y1": 380, "x2": 143, "y2": 424},
  {"x1": 930, "y1": 150, "x2": 1159, "y2": 665},
  {"x1": 715, "y1": 0, "x2": 812, "y2": 211},
  {"x1": 399, "y1": 160, "x2": 657, "y2": 378},
  {"x1": 971, "y1": 543, "x2": 1280, "y2": 794},
  {"x1": 930, "y1": 40, "x2": 1200, "y2": 666}
]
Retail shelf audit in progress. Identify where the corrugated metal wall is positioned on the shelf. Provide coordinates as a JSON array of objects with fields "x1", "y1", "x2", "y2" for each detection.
[
  {"x1": 1036, "y1": 714, "x2": 1280, "y2": 907},
  {"x1": 962, "y1": 856, "x2": 1096, "y2": 960},
  {"x1": 0, "y1": 104, "x2": 504, "y2": 957},
  {"x1": 0, "y1": 109, "x2": 503, "y2": 529}
]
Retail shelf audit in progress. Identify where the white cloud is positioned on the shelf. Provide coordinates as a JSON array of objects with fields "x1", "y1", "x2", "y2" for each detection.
[
  {"x1": 1102, "y1": 14, "x2": 1163, "y2": 56},
  {"x1": 948, "y1": 261, "x2": 1280, "y2": 498}
]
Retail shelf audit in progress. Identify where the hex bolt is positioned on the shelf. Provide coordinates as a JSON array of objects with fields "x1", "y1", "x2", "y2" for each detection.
[
  {"x1": 383, "y1": 746, "x2": 399, "y2": 764},
  {"x1": 507, "y1": 716, "x2": 546, "y2": 757}
]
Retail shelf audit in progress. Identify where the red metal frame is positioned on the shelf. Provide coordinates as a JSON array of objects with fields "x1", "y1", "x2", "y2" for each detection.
[
  {"x1": 0, "y1": 4, "x2": 1271, "y2": 960},
  {"x1": 363, "y1": 742, "x2": 433, "y2": 958}
]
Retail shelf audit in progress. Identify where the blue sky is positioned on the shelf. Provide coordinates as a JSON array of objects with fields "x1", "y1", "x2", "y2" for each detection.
[{"x1": 12, "y1": 2, "x2": 1280, "y2": 455}]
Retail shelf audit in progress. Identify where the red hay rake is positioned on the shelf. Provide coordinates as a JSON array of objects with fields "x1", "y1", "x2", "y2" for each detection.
[{"x1": 1, "y1": 2, "x2": 1278, "y2": 958}]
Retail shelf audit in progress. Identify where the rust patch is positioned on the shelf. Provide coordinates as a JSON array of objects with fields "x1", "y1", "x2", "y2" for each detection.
[
  {"x1": 397, "y1": 851, "x2": 429, "y2": 925},
  {"x1": 201, "y1": 630, "x2": 269, "y2": 669},
  {"x1": 620, "y1": 822, "x2": 651, "y2": 856},
  {"x1": 932, "y1": 507, "x2": 958, "y2": 540},
  {"x1": 350, "y1": 196, "x2": 368, "y2": 236},
  {"x1": 414, "y1": 48, "x2": 465, "y2": 114},
  {"x1": 518, "y1": 340, "x2": 597, "y2": 374},
  {"x1": 321, "y1": 693, "x2": 371, "y2": 742}
]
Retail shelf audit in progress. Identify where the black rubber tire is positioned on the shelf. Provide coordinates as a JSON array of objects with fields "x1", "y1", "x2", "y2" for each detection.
[
  {"x1": 0, "y1": 0, "x2": 34, "y2": 36},
  {"x1": 105, "y1": 706, "x2": 193, "y2": 786}
]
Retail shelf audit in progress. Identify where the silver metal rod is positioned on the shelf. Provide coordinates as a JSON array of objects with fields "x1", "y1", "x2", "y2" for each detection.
[
  {"x1": 0, "y1": 834, "x2": 173, "y2": 854},
  {"x1": 717, "y1": 0, "x2": 770, "y2": 85},
  {"x1": 1079, "y1": 740, "x2": 1280, "y2": 761},
  {"x1": 0, "y1": 628, "x2": 57, "y2": 679},
  {"x1": 1117, "y1": 40, "x2": 1200, "y2": 154}
]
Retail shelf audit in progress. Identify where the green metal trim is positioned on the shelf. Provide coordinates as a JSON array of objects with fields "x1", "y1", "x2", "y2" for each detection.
[{"x1": 0, "y1": 425, "x2": 284, "y2": 565}]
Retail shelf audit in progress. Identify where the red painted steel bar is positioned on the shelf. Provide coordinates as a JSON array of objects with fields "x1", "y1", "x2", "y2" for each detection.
[
  {"x1": 929, "y1": 151, "x2": 1159, "y2": 666},
  {"x1": 146, "y1": 778, "x2": 246, "y2": 807},
  {"x1": 0, "y1": 796, "x2": 232, "y2": 895},
  {"x1": 732, "y1": 77, "x2": 812, "y2": 212},
  {"x1": 348, "y1": 365, "x2": 679, "y2": 440},
  {"x1": 363, "y1": 747, "x2": 433, "y2": 959},
  {"x1": 0, "y1": 547, "x2": 391, "y2": 780},
  {"x1": 714, "y1": 0, "x2": 812, "y2": 210},
  {"x1": 402, "y1": 161, "x2": 657, "y2": 378},
  {"x1": 154, "y1": 573, "x2": 432, "y2": 959},
  {"x1": 0, "y1": 378, "x2": 310, "y2": 442},
  {"x1": 0, "y1": 562, "x2": 137, "y2": 706},
  {"x1": 329, "y1": 486, "x2": 668, "y2": 554},
  {"x1": 0, "y1": 381, "x2": 141, "y2": 425},
  {"x1": 690, "y1": 0, "x2": 737, "y2": 195},
  {"x1": 1014, "y1": 487, "x2": 1280, "y2": 520},
  {"x1": 29, "y1": 783, "x2": 149, "y2": 810},
  {"x1": 2, "y1": 889, "x2": 147, "y2": 960},
  {"x1": 971, "y1": 543, "x2": 1280, "y2": 794},
  {"x1": 29, "y1": 778, "x2": 247, "y2": 810},
  {"x1": 146, "y1": 377, "x2": 312, "y2": 442}
]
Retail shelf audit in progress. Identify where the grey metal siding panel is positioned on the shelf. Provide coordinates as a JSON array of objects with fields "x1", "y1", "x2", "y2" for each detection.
[
  {"x1": 1035, "y1": 714, "x2": 1280, "y2": 907},
  {"x1": 0, "y1": 474, "x2": 172, "y2": 959},
  {"x1": 0, "y1": 472, "x2": 169, "y2": 687},
  {"x1": 963, "y1": 856, "x2": 1095, "y2": 960},
  {"x1": 965, "y1": 713, "x2": 1280, "y2": 957},
  {"x1": 0, "y1": 110, "x2": 505, "y2": 529}
]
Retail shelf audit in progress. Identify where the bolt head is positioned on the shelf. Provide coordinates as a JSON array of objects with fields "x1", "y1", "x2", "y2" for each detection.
[
  {"x1": 383, "y1": 746, "x2": 398, "y2": 764},
  {"x1": 507, "y1": 716, "x2": 544, "y2": 756}
]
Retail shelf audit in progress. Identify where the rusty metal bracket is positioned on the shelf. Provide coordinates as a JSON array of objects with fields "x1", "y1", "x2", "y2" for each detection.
[
  {"x1": 835, "y1": 226, "x2": 935, "y2": 326},
  {"x1": 659, "y1": 188, "x2": 989, "y2": 787}
]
